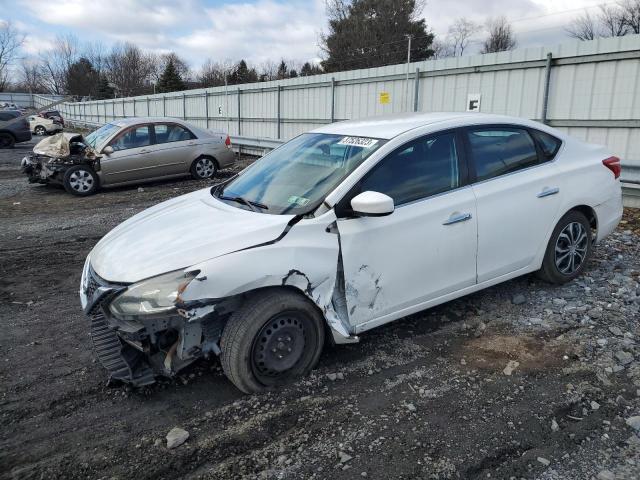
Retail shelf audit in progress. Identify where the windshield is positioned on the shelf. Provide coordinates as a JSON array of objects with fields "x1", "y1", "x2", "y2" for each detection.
[
  {"x1": 215, "y1": 133, "x2": 386, "y2": 215},
  {"x1": 84, "y1": 123, "x2": 121, "y2": 149}
]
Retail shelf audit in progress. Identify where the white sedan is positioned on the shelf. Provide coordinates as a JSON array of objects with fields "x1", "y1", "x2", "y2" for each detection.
[
  {"x1": 28, "y1": 115, "x2": 63, "y2": 135},
  {"x1": 79, "y1": 113, "x2": 623, "y2": 392}
]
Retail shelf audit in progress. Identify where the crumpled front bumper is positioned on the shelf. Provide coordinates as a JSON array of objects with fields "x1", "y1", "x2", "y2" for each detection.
[{"x1": 80, "y1": 260, "x2": 223, "y2": 387}]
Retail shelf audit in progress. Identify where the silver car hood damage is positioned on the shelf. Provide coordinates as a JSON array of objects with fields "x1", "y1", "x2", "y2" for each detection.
[
  {"x1": 32, "y1": 132, "x2": 95, "y2": 158},
  {"x1": 90, "y1": 188, "x2": 295, "y2": 283}
]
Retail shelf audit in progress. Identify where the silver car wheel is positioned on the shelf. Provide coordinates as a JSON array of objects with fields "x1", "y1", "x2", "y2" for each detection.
[
  {"x1": 68, "y1": 169, "x2": 95, "y2": 193},
  {"x1": 195, "y1": 158, "x2": 215, "y2": 178},
  {"x1": 35, "y1": 126, "x2": 46, "y2": 135},
  {"x1": 554, "y1": 221, "x2": 588, "y2": 275}
]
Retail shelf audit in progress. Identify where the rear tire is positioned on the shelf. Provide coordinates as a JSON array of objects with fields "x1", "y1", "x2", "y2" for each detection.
[
  {"x1": 35, "y1": 126, "x2": 46, "y2": 136},
  {"x1": 63, "y1": 165, "x2": 99, "y2": 196},
  {"x1": 537, "y1": 210, "x2": 592, "y2": 284},
  {"x1": 190, "y1": 156, "x2": 217, "y2": 179},
  {"x1": 220, "y1": 290, "x2": 325, "y2": 394},
  {"x1": 0, "y1": 133, "x2": 15, "y2": 149}
]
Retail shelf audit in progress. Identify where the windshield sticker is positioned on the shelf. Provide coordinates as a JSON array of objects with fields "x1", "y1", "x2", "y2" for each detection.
[
  {"x1": 287, "y1": 195, "x2": 310, "y2": 206},
  {"x1": 338, "y1": 136, "x2": 379, "y2": 148}
]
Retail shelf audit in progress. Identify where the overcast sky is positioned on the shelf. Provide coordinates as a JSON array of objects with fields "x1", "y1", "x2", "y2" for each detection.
[{"x1": 0, "y1": 0, "x2": 613, "y2": 69}]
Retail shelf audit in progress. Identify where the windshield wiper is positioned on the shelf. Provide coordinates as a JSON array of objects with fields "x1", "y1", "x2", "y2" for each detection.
[{"x1": 218, "y1": 195, "x2": 268, "y2": 212}]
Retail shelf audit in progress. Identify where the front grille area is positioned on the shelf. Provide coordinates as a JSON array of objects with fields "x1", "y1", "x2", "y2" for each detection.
[{"x1": 85, "y1": 269, "x2": 155, "y2": 387}]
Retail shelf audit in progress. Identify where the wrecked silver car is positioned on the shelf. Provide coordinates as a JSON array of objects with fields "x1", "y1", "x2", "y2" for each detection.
[
  {"x1": 21, "y1": 133, "x2": 101, "y2": 195},
  {"x1": 80, "y1": 113, "x2": 621, "y2": 393}
]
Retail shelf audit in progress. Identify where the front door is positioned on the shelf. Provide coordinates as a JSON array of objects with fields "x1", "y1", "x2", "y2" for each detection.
[
  {"x1": 336, "y1": 131, "x2": 478, "y2": 327},
  {"x1": 100, "y1": 124, "x2": 156, "y2": 184}
]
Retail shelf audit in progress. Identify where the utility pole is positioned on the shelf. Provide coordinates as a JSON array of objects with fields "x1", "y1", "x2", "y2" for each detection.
[{"x1": 405, "y1": 34, "x2": 413, "y2": 111}]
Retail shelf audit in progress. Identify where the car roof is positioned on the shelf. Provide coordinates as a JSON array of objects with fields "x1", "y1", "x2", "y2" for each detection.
[
  {"x1": 109, "y1": 117, "x2": 191, "y2": 128},
  {"x1": 312, "y1": 112, "x2": 543, "y2": 140}
]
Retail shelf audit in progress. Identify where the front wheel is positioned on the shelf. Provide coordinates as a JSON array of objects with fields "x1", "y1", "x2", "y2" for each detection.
[
  {"x1": 190, "y1": 156, "x2": 217, "y2": 179},
  {"x1": 220, "y1": 290, "x2": 325, "y2": 394},
  {"x1": 35, "y1": 126, "x2": 46, "y2": 136},
  {"x1": 537, "y1": 210, "x2": 592, "y2": 284},
  {"x1": 63, "y1": 165, "x2": 99, "y2": 196}
]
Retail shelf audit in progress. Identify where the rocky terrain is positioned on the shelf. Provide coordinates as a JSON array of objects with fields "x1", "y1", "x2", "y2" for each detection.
[{"x1": 1, "y1": 138, "x2": 639, "y2": 479}]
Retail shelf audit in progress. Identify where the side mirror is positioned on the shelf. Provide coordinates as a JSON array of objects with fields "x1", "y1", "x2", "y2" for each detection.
[
  {"x1": 350, "y1": 191, "x2": 394, "y2": 217},
  {"x1": 102, "y1": 145, "x2": 114, "y2": 155}
]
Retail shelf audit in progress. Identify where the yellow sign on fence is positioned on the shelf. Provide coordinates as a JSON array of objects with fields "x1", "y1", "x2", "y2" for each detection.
[{"x1": 379, "y1": 92, "x2": 390, "y2": 104}]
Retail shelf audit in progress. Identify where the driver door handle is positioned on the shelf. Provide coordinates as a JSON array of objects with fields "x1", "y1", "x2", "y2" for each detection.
[
  {"x1": 443, "y1": 212, "x2": 472, "y2": 225},
  {"x1": 537, "y1": 187, "x2": 559, "y2": 198}
]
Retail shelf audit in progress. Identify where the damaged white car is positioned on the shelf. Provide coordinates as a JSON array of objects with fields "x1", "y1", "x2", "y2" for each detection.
[{"x1": 80, "y1": 113, "x2": 623, "y2": 393}]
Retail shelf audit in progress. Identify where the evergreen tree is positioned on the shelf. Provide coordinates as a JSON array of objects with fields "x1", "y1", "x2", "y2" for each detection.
[
  {"x1": 157, "y1": 58, "x2": 185, "y2": 93},
  {"x1": 300, "y1": 62, "x2": 323, "y2": 76},
  {"x1": 321, "y1": 0, "x2": 434, "y2": 72},
  {"x1": 65, "y1": 57, "x2": 99, "y2": 97},
  {"x1": 227, "y1": 60, "x2": 258, "y2": 85},
  {"x1": 277, "y1": 60, "x2": 288, "y2": 79},
  {"x1": 95, "y1": 74, "x2": 115, "y2": 99}
]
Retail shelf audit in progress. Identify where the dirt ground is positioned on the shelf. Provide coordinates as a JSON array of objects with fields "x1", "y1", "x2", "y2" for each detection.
[{"x1": 1, "y1": 137, "x2": 639, "y2": 480}]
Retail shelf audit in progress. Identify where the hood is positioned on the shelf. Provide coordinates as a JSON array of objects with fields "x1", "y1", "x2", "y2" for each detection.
[
  {"x1": 33, "y1": 133, "x2": 83, "y2": 157},
  {"x1": 90, "y1": 188, "x2": 294, "y2": 283}
]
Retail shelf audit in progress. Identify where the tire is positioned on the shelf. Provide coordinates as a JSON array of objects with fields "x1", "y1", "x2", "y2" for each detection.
[
  {"x1": 220, "y1": 290, "x2": 325, "y2": 394},
  {"x1": 34, "y1": 126, "x2": 46, "y2": 136},
  {"x1": 63, "y1": 165, "x2": 99, "y2": 196},
  {"x1": 537, "y1": 210, "x2": 593, "y2": 284},
  {"x1": 0, "y1": 133, "x2": 15, "y2": 149},
  {"x1": 190, "y1": 156, "x2": 217, "y2": 179}
]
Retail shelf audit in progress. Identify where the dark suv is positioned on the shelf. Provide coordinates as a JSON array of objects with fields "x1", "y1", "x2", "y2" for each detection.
[{"x1": 0, "y1": 111, "x2": 31, "y2": 148}]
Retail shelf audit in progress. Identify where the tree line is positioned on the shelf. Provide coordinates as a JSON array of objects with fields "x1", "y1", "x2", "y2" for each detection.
[{"x1": 2, "y1": 0, "x2": 638, "y2": 98}]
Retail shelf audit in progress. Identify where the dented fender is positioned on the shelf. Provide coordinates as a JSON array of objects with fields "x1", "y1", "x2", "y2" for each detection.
[{"x1": 181, "y1": 212, "x2": 357, "y2": 343}]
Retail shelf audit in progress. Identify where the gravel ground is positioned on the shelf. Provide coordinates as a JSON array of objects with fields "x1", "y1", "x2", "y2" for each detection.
[{"x1": 1, "y1": 137, "x2": 639, "y2": 480}]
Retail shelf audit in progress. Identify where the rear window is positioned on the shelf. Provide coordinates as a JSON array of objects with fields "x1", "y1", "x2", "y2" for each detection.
[{"x1": 531, "y1": 129, "x2": 562, "y2": 159}]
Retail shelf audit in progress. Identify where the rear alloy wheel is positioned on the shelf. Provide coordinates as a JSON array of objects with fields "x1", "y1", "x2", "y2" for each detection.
[
  {"x1": 0, "y1": 133, "x2": 15, "y2": 149},
  {"x1": 220, "y1": 290, "x2": 325, "y2": 394},
  {"x1": 63, "y1": 165, "x2": 99, "y2": 196},
  {"x1": 538, "y1": 210, "x2": 592, "y2": 284},
  {"x1": 35, "y1": 126, "x2": 47, "y2": 136},
  {"x1": 190, "y1": 156, "x2": 217, "y2": 179}
]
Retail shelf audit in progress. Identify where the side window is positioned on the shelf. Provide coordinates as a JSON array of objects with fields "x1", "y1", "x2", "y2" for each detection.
[
  {"x1": 530, "y1": 129, "x2": 562, "y2": 160},
  {"x1": 109, "y1": 125, "x2": 152, "y2": 151},
  {"x1": 467, "y1": 128, "x2": 539, "y2": 181},
  {"x1": 154, "y1": 124, "x2": 195, "y2": 144},
  {"x1": 360, "y1": 132, "x2": 460, "y2": 206}
]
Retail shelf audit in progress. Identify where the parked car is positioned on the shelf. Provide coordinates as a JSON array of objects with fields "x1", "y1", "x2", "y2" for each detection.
[
  {"x1": 28, "y1": 115, "x2": 63, "y2": 135},
  {"x1": 79, "y1": 112, "x2": 622, "y2": 392},
  {"x1": 0, "y1": 110, "x2": 32, "y2": 148},
  {"x1": 20, "y1": 117, "x2": 235, "y2": 195},
  {"x1": 40, "y1": 110, "x2": 64, "y2": 127}
]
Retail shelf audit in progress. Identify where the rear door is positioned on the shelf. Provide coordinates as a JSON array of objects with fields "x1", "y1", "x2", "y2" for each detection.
[
  {"x1": 465, "y1": 125, "x2": 563, "y2": 283},
  {"x1": 149, "y1": 123, "x2": 198, "y2": 175},
  {"x1": 100, "y1": 124, "x2": 157, "y2": 184}
]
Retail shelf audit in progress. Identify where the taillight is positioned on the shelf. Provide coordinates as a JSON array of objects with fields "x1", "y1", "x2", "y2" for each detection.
[
  {"x1": 225, "y1": 135, "x2": 231, "y2": 149},
  {"x1": 602, "y1": 156, "x2": 621, "y2": 179}
]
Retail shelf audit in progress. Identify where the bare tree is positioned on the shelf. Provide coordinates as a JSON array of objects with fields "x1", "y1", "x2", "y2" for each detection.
[
  {"x1": 565, "y1": 10, "x2": 599, "y2": 40},
  {"x1": 19, "y1": 61, "x2": 47, "y2": 93},
  {"x1": 105, "y1": 43, "x2": 154, "y2": 97},
  {"x1": 83, "y1": 41, "x2": 108, "y2": 74},
  {"x1": 149, "y1": 52, "x2": 191, "y2": 84},
  {"x1": 39, "y1": 34, "x2": 79, "y2": 94},
  {"x1": 620, "y1": 0, "x2": 640, "y2": 33},
  {"x1": 197, "y1": 59, "x2": 234, "y2": 87},
  {"x1": 598, "y1": 4, "x2": 628, "y2": 36},
  {"x1": 448, "y1": 18, "x2": 481, "y2": 56},
  {"x1": 481, "y1": 16, "x2": 517, "y2": 53},
  {"x1": 431, "y1": 39, "x2": 455, "y2": 59},
  {"x1": 0, "y1": 21, "x2": 25, "y2": 91}
]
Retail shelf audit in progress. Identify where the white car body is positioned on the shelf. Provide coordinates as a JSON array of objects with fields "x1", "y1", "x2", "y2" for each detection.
[
  {"x1": 28, "y1": 115, "x2": 62, "y2": 135},
  {"x1": 80, "y1": 112, "x2": 623, "y2": 387}
]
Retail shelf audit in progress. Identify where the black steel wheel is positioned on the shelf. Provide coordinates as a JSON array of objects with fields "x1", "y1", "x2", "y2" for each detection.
[
  {"x1": 220, "y1": 290, "x2": 325, "y2": 394},
  {"x1": 0, "y1": 133, "x2": 15, "y2": 149}
]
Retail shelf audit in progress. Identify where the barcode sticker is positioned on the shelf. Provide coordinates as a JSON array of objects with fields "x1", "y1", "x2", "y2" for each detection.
[{"x1": 337, "y1": 136, "x2": 379, "y2": 148}]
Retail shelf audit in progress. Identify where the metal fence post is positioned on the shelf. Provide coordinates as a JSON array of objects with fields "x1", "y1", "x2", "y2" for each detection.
[
  {"x1": 182, "y1": 93, "x2": 186, "y2": 120},
  {"x1": 413, "y1": 68, "x2": 420, "y2": 112},
  {"x1": 122, "y1": 98, "x2": 125, "y2": 118},
  {"x1": 330, "y1": 77, "x2": 336, "y2": 123},
  {"x1": 147, "y1": 96, "x2": 150, "y2": 117},
  {"x1": 541, "y1": 52, "x2": 553, "y2": 125},
  {"x1": 277, "y1": 85, "x2": 281, "y2": 139},
  {"x1": 205, "y1": 91, "x2": 209, "y2": 129},
  {"x1": 163, "y1": 95, "x2": 166, "y2": 116},
  {"x1": 237, "y1": 88, "x2": 241, "y2": 135}
]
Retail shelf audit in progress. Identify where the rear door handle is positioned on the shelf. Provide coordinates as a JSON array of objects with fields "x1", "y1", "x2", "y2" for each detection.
[
  {"x1": 537, "y1": 187, "x2": 559, "y2": 198},
  {"x1": 443, "y1": 212, "x2": 472, "y2": 225},
  {"x1": 139, "y1": 149, "x2": 149, "y2": 154}
]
